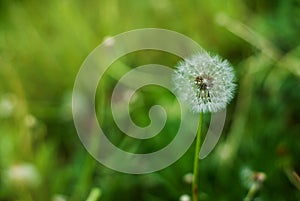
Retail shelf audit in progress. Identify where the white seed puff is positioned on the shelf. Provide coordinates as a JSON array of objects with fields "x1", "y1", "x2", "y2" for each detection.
[{"x1": 173, "y1": 52, "x2": 235, "y2": 113}]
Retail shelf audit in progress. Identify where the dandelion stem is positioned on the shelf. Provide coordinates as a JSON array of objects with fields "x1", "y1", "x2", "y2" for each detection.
[
  {"x1": 243, "y1": 183, "x2": 258, "y2": 201},
  {"x1": 192, "y1": 112, "x2": 203, "y2": 201},
  {"x1": 86, "y1": 188, "x2": 102, "y2": 201}
]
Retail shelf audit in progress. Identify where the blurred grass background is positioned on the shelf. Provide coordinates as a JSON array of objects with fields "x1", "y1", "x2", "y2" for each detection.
[{"x1": 1, "y1": 0, "x2": 300, "y2": 200}]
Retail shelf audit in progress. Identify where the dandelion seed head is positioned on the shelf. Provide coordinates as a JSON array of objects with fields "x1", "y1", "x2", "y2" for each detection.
[
  {"x1": 179, "y1": 194, "x2": 191, "y2": 201},
  {"x1": 173, "y1": 52, "x2": 235, "y2": 113},
  {"x1": 5, "y1": 163, "x2": 41, "y2": 188},
  {"x1": 182, "y1": 172, "x2": 193, "y2": 184}
]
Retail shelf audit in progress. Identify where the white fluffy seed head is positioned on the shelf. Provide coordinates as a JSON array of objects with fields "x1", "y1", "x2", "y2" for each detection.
[
  {"x1": 179, "y1": 194, "x2": 191, "y2": 201},
  {"x1": 173, "y1": 52, "x2": 236, "y2": 113}
]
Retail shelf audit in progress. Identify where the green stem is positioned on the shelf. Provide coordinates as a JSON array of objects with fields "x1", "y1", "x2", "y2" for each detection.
[
  {"x1": 192, "y1": 112, "x2": 203, "y2": 201},
  {"x1": 243, "y1": 183, "x2": 258, "y2": 201},
  {"x1": 86, "y1": 188, "x2": 102, "y2": 201}
]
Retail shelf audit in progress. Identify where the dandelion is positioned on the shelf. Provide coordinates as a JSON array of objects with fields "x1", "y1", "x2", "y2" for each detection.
[
  {"x1": 103, "y1": 36, "x2": 115, "y2": 47},
  {"x1": 183, "y1": 172, "x2": 194, "y2": 184},
  {"x1": 52, "y1": 194, "x2": 68, "y2": 201},
  {"x1": 173, "y1": 52, "x2": 235, "y2": 201},
  {"x1": 179, "y1": 194, "x2": 191, "y2": 201},
  {"x1": 241, "y1": 167, "x2": 266, "y2": 201},
  {"x1": 0, "y1": 94, "x2": 16, "y2": 118},
  {"x1": 5, "y1": 163, "x2": 41, "y2": 188},
  {"x1": 173, "y1": 52, "x2": 235, "y2": 113}
]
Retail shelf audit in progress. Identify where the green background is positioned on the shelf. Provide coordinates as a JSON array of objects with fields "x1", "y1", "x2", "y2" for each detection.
[{"x1": 0, "y1": 0, "x2": 300, "y2": 200}]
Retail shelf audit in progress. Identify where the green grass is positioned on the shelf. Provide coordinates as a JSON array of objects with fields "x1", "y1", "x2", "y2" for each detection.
[{"x1": 0, "y1": 0, "x2": 300, "y2": 200}]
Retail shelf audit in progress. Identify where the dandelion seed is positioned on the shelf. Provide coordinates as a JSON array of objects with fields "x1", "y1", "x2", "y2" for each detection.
[{"x1": 173, "y1": 52, "x2": 235, "y2": 113}]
